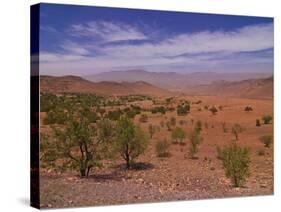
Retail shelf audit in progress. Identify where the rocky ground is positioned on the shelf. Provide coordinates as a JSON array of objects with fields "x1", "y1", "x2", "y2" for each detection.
[{"x1": 40, "y1": 96, "x2": 273, "y2": 208}]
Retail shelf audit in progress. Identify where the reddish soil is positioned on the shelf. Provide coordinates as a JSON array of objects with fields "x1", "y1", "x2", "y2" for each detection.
[{"x1": 40, "y1": 95, "x2": 273, "y2": 208}]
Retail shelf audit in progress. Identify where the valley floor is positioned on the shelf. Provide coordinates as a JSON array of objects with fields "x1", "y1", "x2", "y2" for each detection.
[{"x1": 40, "y1": 95, "x2": 273, "y2": 208}]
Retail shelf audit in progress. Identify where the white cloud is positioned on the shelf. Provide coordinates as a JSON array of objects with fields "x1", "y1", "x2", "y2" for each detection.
[
  {"x1": 69, "y1": 21, "x2": 147, "y2": 42},
  {"x1": 60, "y1": 40, "x2": 90, "y2": 55},
  {"x1": 40, "y1": 22, "x2": 273, "y2": 75}
]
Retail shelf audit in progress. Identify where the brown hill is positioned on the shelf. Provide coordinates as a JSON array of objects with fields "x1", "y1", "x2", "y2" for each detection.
[
  {"x1": 40, "y1": 75, "x2": 173, "y2": 96},
  {"x1": 186, "y1": 76, "x2": 273, "y2": 99},
  {"x1": 85, "y1": 69, "x2": 271, "y2": 90}
]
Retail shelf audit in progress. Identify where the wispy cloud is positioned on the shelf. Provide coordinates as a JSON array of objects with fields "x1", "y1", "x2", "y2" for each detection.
[
  {"x1": 69, "y1": 21, "x2": 147, "y2": 42},
  {"x1": 40, "y1": 22, "x2": 273, "y2": 75}
]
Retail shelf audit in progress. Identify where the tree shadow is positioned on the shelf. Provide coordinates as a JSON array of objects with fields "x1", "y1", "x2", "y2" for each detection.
[
  {"x1": 88, "y1": 172, "x2": 127, "y2": 182},
  {"x1": 130, "y1": 162, "x2": 155, "y2": 171},
  {"x1": 111, "y1": 162, "x2": 155, "y2": 171}
]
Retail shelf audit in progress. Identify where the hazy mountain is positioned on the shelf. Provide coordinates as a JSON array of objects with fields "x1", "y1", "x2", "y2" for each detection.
[
  {"x1": 85, "y1": 70, "x2": 271, "y2": 91},
  {"x1": 40, "y1": 75, "x2": 172, "y2": 96},
  {"x1": 186, "y1": 76, "x2": 273, "y2": 99}
]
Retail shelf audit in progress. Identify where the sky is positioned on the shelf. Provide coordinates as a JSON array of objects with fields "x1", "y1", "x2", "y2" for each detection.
[{"x1": 38, "y1": 3, "x2": 274, "y2": 76}]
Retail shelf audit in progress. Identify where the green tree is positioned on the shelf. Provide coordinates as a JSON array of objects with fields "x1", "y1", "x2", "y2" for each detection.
[
  {"x1": 218, "y1": 143, "x2": 250, "y2": 187},
  {"x1": 115, "y1": 116, "x2": 148, "y2": 169},
  {"x1": 171, "y1": 127, "x2": 186, "y2": 144},
  {"x1": 49, "y1": 117, "x2": 104, "y2": 177}
]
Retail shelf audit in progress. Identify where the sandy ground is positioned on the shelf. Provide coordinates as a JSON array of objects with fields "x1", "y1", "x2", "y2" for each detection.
[{"x1": 40, "y1": 95, "x2": 273, "y2": 208}]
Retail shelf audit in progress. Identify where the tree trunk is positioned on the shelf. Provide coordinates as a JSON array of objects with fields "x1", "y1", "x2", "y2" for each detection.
[
  {"x1": 80, "y1": 168, "x2": 86, "y2": 177},
  {"x1": 86, "y1": 166, "x2": 91, "y2": 177},
  {"x1": 125, "y1": 155, "x2": 130, "y2": 169}
]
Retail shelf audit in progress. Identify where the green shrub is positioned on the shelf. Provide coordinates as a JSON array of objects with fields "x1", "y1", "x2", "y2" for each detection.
[
  {"x1": 106, "y1": 110, "x2": 123, "y2": 121},
  {"x1": 155, "y1": 139, "x2": 170, "y2": 157},
  {"x1": 219, "y1": 143, "x2": 251, "y2": 187},
  {"x1": 188, "y1": 129, "x2": 201, "y2": 159},
  {"x1": 171, "y1": 127, "x2": 186, "y2": 145},
  {"x1": 259, "y1": 135, "x2": 273, "y2": 148},
  {"x1": 177, "y1": 103, "x2": 190, "y2": 116},
  {"x1": 262, "y1": 115, "x2": 273, "y2": 124}
]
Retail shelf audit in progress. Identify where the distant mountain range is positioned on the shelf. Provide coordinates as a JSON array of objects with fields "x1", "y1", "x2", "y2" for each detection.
[
  {"x1": 84, "y1": 70, "x2": 271, "y2": 91},
  {"x1": 40, "y1": 71, "x2": 273, "y2": 99},
  {"x1": 40, "y1": 75, "x2": 172, "y2": 96},
  {"x1": 186, "y1": 76, "x2": 273, "y2": 99}
]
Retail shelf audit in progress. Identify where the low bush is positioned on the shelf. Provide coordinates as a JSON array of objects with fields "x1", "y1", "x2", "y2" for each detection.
[
  {"x1": 209, "y1": 106, "x2": 218, "y2": 115},
  {"x1": 262, "y1": 115, "x2": 273, "y2": 124},
  {"x1": 244, "y1": 106, "x2": 253, "y2": 112},
  {"x1": 259, "y1": 135, "x2": 273, "y2": 148},
  {"x1": 256, "y1": 119, "x2": 261, "y2": 127},
  {"x1": 218, "y1": 143, "x2": 251, "y2": 187},
  {"x1": 155, "y1": 139, "x2": 170, "y2": 157}
]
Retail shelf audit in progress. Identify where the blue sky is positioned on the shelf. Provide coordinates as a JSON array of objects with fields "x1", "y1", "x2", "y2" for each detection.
[{"x1": 38, "y1": 3, "x2": 274, "y2": 76}]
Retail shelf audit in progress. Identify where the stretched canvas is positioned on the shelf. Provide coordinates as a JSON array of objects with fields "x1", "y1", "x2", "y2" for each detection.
[{"x1": 31, "y1": 3, "x2": 274, "y2": 209}]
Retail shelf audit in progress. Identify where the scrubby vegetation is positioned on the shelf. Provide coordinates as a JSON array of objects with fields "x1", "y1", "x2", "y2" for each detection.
[
  {"x1": 218, "y1": 143, "x2": 251, "y2": 187},
  {"x1": 188, "y1": 129, "x2": 201, "y2": 159},
  {"x1": 177, "y1": 102, "x2": 190, "y2": 116},
  {"x1": 155, "y1": 139, "x2": 170, "y2": 157},
  {"x1": 244, "y1": 106, "x2": 253, "y2": 112},
  {"x1": 262, "y1": 115, "x2": 273, "y2": 124},
  {"x1": 171, "y1": 127, "x2": 186, "y2": 145},
  {"x1": 256, "y1": 119, "x2": 261, "y2": 127},
  {"x1": 209, "y1": 106, "x2": 218, "y2": 115},
  {"x1": 259, "y1": 135, "x2": 273, "y2": 148},
  {"x1": 231, "y1": 123, "x2": 244, "y2": 140}
]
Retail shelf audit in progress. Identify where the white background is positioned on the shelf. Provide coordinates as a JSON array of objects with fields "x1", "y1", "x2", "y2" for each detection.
[{"x1": 0, "y1": 0, "x2": 280, "y2": 211}]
